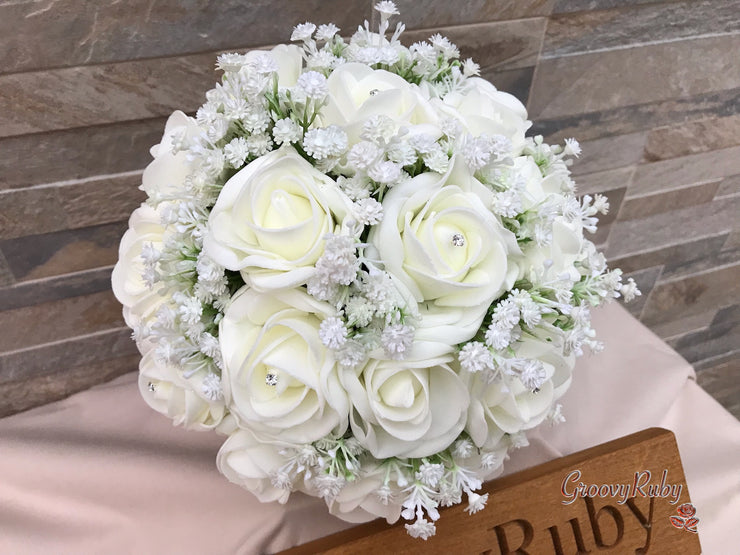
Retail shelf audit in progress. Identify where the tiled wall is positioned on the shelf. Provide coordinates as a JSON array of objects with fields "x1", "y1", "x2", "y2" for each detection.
[{"x1": 1, "y1": 0, "x2": 738, "y2": 418}]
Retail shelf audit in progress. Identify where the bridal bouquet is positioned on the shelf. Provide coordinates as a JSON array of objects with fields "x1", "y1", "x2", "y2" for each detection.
[{"x1": 113, "y1": 2, "x2": 638, "y2": 538}]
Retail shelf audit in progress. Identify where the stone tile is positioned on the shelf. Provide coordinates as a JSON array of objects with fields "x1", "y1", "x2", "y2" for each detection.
[
  {"x1": 486, "y1": 67, "x2": 535, "y2": 105},
  {"x1": 640, "y1": 262, "x2": 740, "y2": 327},
  {"x1": 723, "y1": 230, "x2": 740, "y2": 251},
  {"x1": 405, "y1": 19, "x2": 546, "y2": 73},
  {"x1": 630, "y1": 145, "x2": 740, "y2": 196},
  {"x1": 695, "y1": 356, "x2": 740, "y2": 420},
  {"x1": 0, "y1": 53, "x2": 219, "y2": 137},
  {"x1": 716, "y1": 174, "x2": 740, "y2": 199},
  {"x1": 575, "y1": 167, "x2": 633, "y2": 196},
  {"x1": 570, "y1": 132, "x2": 646, "y2": 176},
  {"x1": 661, "y1": 245, "x2": 740, "y2": 282},
  {"x1": 668, "y1": 305, "x2": 740, "y2": 366},
  {"x1": 0, "y1": 118, "x2": 165, "y2": 190},
  {"x1": 0, "y1": 327, "x2": 137, "y2": 384},
  {"x1": 393, "y1": 0, "x2": 553, "y2": 29},
  {"x1": 545, "y1": 1, "x2": 740, "y2": 57},
  {"x1": 552, "y1": 0, "x2": 684, "y2": 14},
  {"x1": 621, "y1": 265, "x2": 662, "y2": 318},
  {"x1": 0, "y1": 355, "x2": 138, "y2": 418},
  {"x1": 532, "y1": 87, "x2": 740, "y2": 143},
  {"x1": 0, "y1": 0, "x2": 372, "y2": 74},
  {"x1": 528, "y1": 34, "x2": 740, "y2": 120},
  {"x1": 644, "y1": 114, "x2": 740, "y2": 162},
  {"x1": 590, "y1": 221, "x2": 612, "y2": 248},
  {"x1": 57, "y1": 172, "x2": 145, "y2": 229},
  {"x1": 617, "y1": 180, "x2": 720, "y2": 221},
  {"x1": 0, "y1": 249, "x2": 15, "y2": 287},
  {"x1": 0, "y1": 222, "x2": 126, "y2": 282},
  {"x1": 608, "y1": 232, "x2": 728, "y2": 276},
  {"x1": 0, "y1": 290, "x2": 125, "y2": 352},
  {"x1": 0, "y1": 266, "x2": 113, "y2": 312},
  {"x1": 0, "y1": 187, "x2": 70, "y2": 240},
  {"x1": 650, "y1": 308, "x2": 717, "y2": 341},
  {"x1": 605, "y1": 196, "x2": 739, "y2": 261}
]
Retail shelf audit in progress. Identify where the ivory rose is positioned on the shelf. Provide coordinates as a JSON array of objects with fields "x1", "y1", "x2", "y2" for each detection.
[
  {"x1": 342, "y1": 353, "x2": 468, "y2": 459},
  {"x1": 245, "y1": 44, "x2": 302, "y2": 87},
  {"x1": 111, "y1": 203, "x2": 167, "y2": 330},
  {"x1": 515, "y1": 157, "x2": 585, "y2": 282},
  {"x1": 327, "y1": 463, "x2": 402, "y2": 523},
  {"x1": 140, "y1": 110, "x2": 199, "y2": 199},
  {"x1": 464, "y1": 334, "x2": 575, "y2": 449},
  {"x1": 138, "y1": 348, "x2": 227, "y2": 431},
  {"x1": 219, "y1": 287, "x2": 350, "y2": 444},
  {"x1": 204, "y1": 146, "x2": 353, "y2": 291},
  {"x1": 440, "y1": 77, "x2": 530, "y2": 153},
  {"x1": 369, "y1": 158, "x2": 519, "y2": 316},
  {"x1": 321, "y1": 63, "x2": 439, "y2": 144},
  {"x1": 217, "y1": 428, "x2": 306, "y2": 504}
]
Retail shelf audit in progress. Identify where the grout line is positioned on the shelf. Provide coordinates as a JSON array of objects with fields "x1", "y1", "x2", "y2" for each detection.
[
  {"x1": 0, "y1": 170, "x2": 144, "y2": 193},
  {"x1": 541, "y1": 30, "x2": 740, "y2": 60},
  {"x1": 0, "y1": 327, "x2": 132, "y2": 358}
]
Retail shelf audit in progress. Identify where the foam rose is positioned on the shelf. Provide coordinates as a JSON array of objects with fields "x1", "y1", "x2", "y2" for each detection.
[
  {"x1": 111, "y1": 203, "x2": 168, "y2": 330},
  {"x1": 219, "y1": 286, "x2": 350, "y2": 443},
  {"x1": 439, "y1": 77, "x2": 530, "y2": 153},
  {"x1": 369, "y1": 158, "x2": 520, "y2": 326},
  {"x1": 321, "y1": 63, "x2": 439, "y2": 144},
  {"x1": 342, "y1": 352, "x2": 469, "y2": 459},
  {"x1": 204, "y1": 146, "x2": 353, "y2": 291},
  {"x1": 138, "y1": 348, "x2": 227, "y2": 431},
  {"x1": 464, "y1": 333, "x2": 575, "y2": 449}
]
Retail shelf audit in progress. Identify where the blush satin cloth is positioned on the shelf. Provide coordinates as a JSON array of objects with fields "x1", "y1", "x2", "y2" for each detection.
[{"x1": 1, "y1": 303, "x2": 738, "y2": 554}]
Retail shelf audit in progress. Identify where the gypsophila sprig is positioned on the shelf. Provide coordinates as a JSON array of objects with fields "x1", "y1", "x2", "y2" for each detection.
[{"x1": 113, "y1": 0, "x2": 638, "y2": 538}]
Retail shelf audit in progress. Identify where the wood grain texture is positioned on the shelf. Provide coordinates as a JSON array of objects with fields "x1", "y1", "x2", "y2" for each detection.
[{"x1": 279, "y1": 428, "x2": 700, "y2": 554}]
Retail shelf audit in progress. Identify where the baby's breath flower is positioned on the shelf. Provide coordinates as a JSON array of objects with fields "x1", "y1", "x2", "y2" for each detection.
[
  {"x1": 223, "y1": 137, "x2": 250, "y2": 168},
  {"x1": 375, "y1": 1, "x2": 399, "y2": 17},
  {"x1": 319, "y1": 317, "x2": 348, "y2": 350},
  {"x1": 291, "y1": 22, "x2": 316, "y2": 42},
  {"x1": 458, "y1": 342, "x2": 494, "y2": 373},
  {"x1": 315, "y1": 23, "x2": 340, "y2": 41},
  {"x1": 272, "y1": 118, "x2": 303, "y2": 145},
  {"x1": 297, "y1": 71, "x2": 329, "y2": 99},
  {"x1": 302, "y1": 126, "x2": 348, "y2": 159}
]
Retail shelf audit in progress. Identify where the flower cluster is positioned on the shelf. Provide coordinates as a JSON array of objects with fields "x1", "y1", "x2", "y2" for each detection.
[{"x1": 113, "y1": 2, "x2": 638, "y2": 539}]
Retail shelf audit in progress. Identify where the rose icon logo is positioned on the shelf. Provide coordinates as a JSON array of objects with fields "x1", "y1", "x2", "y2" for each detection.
[{"x1": 669, "y1": 503, "x2": 699, "y2": 533}]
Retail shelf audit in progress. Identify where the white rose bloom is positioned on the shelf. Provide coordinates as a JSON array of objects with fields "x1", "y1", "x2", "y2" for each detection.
[
  {"x1": 111, "y1": 203, "x2": 167, "y2": 329},
  {"x1": 515, "y1": 157, "x2": 585, "y2": 282},
  {"x1": 140, "y1": 110, "x2": 199, "y2": 199},
  {"x1": 204, "y1": 146, "x2": 353, "y2": 291},
  {"x1": 321, "y1": 63, "x2": 439, "y2": 144},
  {"x1": 327, "y1": 463, "x2": 402, "y2": 524},
  {"x1": 464, "y1": 334, "x2": 575, "y2": 449},
  {"x1": 244, "y1": 44, "x2": 303, "y2": 87},
  {"x1": 522, "y1": 218, "x2": 585, "y2": 282},
  {"x1": 138, "y1": 349, "x2": 227, "y2": 431},
  {"x1": 369, "y1": 158, "x2": 520, "y2": 327},
  {"x1": 217, "y1": 428, "x2": 305, "y2": 504},
  {"x1": 515, "y1": 156, "x2": 565, "y2": 208},
  {"x1": 219, "y1": 287, "x2": 350, "y2": 444},
  {"x1": 439, "y1": 77, "x2": 530, "y2": 153},
  {"x1": 342, "y1": 352, "x2": 468, "y2": 459}
]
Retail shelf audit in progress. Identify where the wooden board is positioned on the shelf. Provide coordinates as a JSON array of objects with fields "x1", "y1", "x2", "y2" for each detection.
[{"x1": 279, "y1": 428, "x2": 701, "y2": 554}]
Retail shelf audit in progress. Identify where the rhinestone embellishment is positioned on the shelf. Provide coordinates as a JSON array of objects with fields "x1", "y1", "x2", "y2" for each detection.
[
  {"x1": 451, "y1": 233, "x2": 465, "y2": 247},
  {"x1": 147, "y1": 381, "x2": 156, "y2": 393},
  {"x1": 265, "y1": 373, "x2": 278, "y2": 386}
]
